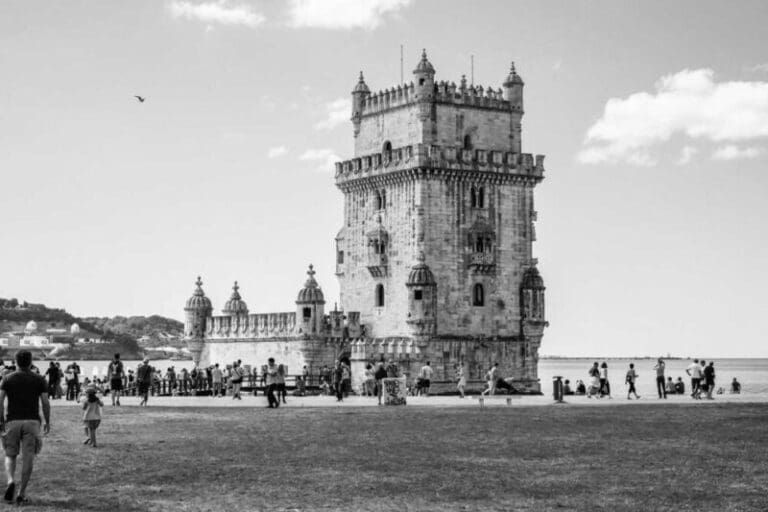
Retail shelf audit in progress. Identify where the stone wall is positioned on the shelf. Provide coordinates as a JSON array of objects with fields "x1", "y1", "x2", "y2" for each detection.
[{"x1": 199, "y1": 338, "x2": 346, "y2": 375}]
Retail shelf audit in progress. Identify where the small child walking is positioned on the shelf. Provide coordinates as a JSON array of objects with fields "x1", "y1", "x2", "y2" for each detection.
[{"x1": 81, "y1": 385, "x2": 103, "y2": 448}]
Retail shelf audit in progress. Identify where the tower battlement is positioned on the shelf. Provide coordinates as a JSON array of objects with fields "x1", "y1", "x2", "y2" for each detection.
[{"x1": 335, "y1": 142, "x2": 544, "y2": 189}]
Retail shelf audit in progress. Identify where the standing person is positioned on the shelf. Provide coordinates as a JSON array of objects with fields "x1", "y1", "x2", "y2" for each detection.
[
  {"x1": 65, "y1": 361, "x2": 81, "y2": 401},
  {"x1": 44, "y1": 363, "x2": 59, "y2": 399},
  {"x1": 136, "y1": 358, "x2": 153, "y2": 406},
  {"x1": 167, "y1": 367, "x2": 176, "y2": 395},
  {"x1": 419, "y1": 361, "x2": 435, "y2": 397},
  {"x1": 599, "y1": 362, "x2": 611, "y2": 398},
  {"x1": 231, "y1": 361, "x2": 244, "y2": 400},
  {"x1": 698, "y1": 360, "x2": 709, "y2": 399},
  {"x1": 107, "y1": 353, "x2": 125, "y2": 406},
  {"x1": 625, "y1": 363, "x2": 640, "y2": 400},
  {"x1": 275, "y1": 364, "x2": 286, "y2": 405},
  {"x1": 302, "y1": 365, "x2": 310, "y2": 387},
  {"x1": 211, "y1": 364, "x2": 223, "y2": 397},
  {"x1": 363, "y1": 364, "x2": 375, "y2": 396},
  {"x1": 455, "y1": 364, "x2": 466, "y2": 398},
  {"x1": 80, "y1": 385, "x2": 103, "y2": 448},
  {"x1": 374, "y1": 360, "x2": 387, "y2": 405},
  {"x1": 332, "y1": 361, "x2": 344, "y2": 402},
  {"x1": 686, "y1": 359, "x2": 702, "y2": 399},
  {"x1": 653, "y1": 358, "x2": 667, "y2": 399},
  {"x1": 265, "y1": 358, "x2": 278, "y2": 408},
  {"x1": 704, "y1": 361, "x2": 716, "y2": 400},
  {"x1": 0, "y1": 350, "x2": 51, "y2": 505},
  {"x1": 340, "y1": 361, "x2": 351, "y2": 398}
]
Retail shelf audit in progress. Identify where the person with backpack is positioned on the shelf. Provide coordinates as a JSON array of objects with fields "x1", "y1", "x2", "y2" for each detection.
[{"x1": 107, "y1": 353, "x2": 124, "y2": 406}]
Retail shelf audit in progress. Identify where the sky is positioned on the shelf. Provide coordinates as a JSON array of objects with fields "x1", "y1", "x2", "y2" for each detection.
[{"x1": 1, "y1": 0, "x2": 767, "y2": 357}]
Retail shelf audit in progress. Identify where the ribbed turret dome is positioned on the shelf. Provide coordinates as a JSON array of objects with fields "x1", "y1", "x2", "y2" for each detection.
[
  {"x1": 407, "y1": 253, "x2": 436, "y2": 286},
  {"x1": 503, "y1": 62, "x2": 524, "y2": 86},
  {"x1": 353, "y1": 71, "x2": 370, "y2": 94},
  {"x1": 296, "y1": 264, "x2": 325, "y2": 304},
  {"x1": 521, "y1": 267, "x2": 545, "y2": 290},
  {"x1": 185, "y1": 276, "x2": 213, "y2": 312},
  {"x1": 222, "y1": 281, "x2": 248, "y2": 315},
  {"x1": 413, "y1": 49, "x2": 435, "y2": 75}
]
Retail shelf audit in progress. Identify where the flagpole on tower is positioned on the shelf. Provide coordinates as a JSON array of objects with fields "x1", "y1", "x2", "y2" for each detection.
[
  {"x1": 400, "y1": 44, "x2": 404, "y2": 85},
  {"x1": 471, "y1": 54, "x2": 474, "y2": 87}
]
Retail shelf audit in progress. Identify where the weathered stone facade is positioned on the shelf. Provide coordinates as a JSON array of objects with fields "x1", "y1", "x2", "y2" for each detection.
[{"x1": 184, "y1": 51, "x2": 547, "y2": 393}]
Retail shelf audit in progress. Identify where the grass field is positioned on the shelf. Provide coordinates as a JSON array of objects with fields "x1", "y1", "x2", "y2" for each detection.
[{"x1": 20, "y1": 403, "x2": 768, "y2": 511}]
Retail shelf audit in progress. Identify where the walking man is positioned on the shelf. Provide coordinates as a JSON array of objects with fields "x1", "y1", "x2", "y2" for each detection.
[
  {"x1": 0, "y1": 350, "x2": 51, "y2": 505},
  {"x1": 653, "y1": 358, "x2": 666, "y2": 399},
  {"x1": 107, "y1": 353, "x2": 124, "y2": 406},
  {"x1": 686, "y1": 358, "x2": 702, "y2": 399},
  {"x1": 265, "y1": 358, "x2": 278, "y2": 408},
  {"x1": 625, "y1": 363, "x2": 640, "y2": 399},
  {"x1": 419, "y1": 361, "x2": 434, "y2": 397},
  {"x1": 136, "y1": 358, "x2": 153, "y2": 406},
  {"x1": 43, "y1": 363, "x2": 59, "y2": 399}
]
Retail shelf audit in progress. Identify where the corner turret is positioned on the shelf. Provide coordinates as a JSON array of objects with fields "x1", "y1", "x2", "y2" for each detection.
[
  {"x1": 413, "y1": 49, "x2": 435, "y2": 99},
  {"x1": 351, "y1": 71, "x2": 370, "y2": 137},
  {"x1": 184, "y1": 276, "x2": 213, "y2": 366},
  {"x1": 406, "y1": 252, "x2": 437, "y2": 341},
  {"x1": 503, "y1": 62, "x2": 524, "y2": 153},
  {"x1": 296, "y1": 264, "x2": 326, "y2": 336}
]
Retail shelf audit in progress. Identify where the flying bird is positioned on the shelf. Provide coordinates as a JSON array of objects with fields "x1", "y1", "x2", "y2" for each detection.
[{"x1": 134, "y1": 95, "x2": 146, "y2": 103}]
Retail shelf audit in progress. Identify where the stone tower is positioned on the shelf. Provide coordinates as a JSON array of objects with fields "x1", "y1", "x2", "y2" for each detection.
[{"x1": 335, "y1": 51, "x2": 547, "y2": 392}]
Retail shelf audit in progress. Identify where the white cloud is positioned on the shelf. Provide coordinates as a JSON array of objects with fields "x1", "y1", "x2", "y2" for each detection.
[
  {"x1": 299, "y1": 148, "x2": 340, "y2": 172},
  {"x1": 711, "y1": 145, "x2": 762, "y2": 161},
  {"x1": 314, "y1": 98, "x2": 351, "y2": 130},
  {"x1": 552, "y1": 60, "x2": 562, "y2": 72},
  {"x1": 267, "y1": 146, "x2": 288, "y2": 158},
  {"x1": 677, "y1": 146, "x2": 698, "y2": 165},
  {"x1": 288, "y1": 0, "x2": 410, "y2": 29},
  {"x1": 169, "y1": 1, "x2": 265, "y2": 28},
  {"x1": 578, "y1": 68, "x2": 768, "y2": 165}
]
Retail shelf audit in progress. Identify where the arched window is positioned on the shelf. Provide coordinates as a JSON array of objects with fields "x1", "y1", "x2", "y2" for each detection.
[
  {"x1": 375, "y1": 190, "x2": 382, "y2": 210},
  {"x1": 475, "y1": 236, "x2": 484, "y2": 253},
  {"x1": 470, "y1": 187, "x2": 477, "y2": 208},
  {"x1": 463, "y1": 134, "x2": 472, "y2": 150},
  {"x1": 472, "y1": 284, "x2": 484, "y2": 306},
  {"x1": 382, "y1": 141, "x2": 392, "y2": 161},
  {"x1": 375, "y1": 284, "x2": 385, "y2": 307},
  {"x1": 381, "y1": 189, "x2": 386, "y2": 210},
  {"x1": 478, "y1": 187, "x2": 485, "y2": 208}
]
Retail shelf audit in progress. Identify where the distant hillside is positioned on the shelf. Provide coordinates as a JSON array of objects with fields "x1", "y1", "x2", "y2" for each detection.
[
  {"x1": 0, "y1": 298, "x2": 184, "y2": 356},
  {"x1": 83, "y1": 315, "x2": 185, "y2": 348}
]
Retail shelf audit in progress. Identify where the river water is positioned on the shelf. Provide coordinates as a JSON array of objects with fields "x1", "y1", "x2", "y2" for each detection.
[{"x1": 46, "y1": 358, "x2": 767, "y2": 396}]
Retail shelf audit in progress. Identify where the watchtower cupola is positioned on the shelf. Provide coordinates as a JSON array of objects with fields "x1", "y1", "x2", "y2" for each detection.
[{"x1": 296, "y1": 264, "x2": 326, "y2": 336}]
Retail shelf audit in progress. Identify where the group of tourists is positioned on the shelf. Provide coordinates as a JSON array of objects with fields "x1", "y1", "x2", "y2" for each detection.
[{"x1": 562, "y1": 358, "x2": 742, "y2": 400}]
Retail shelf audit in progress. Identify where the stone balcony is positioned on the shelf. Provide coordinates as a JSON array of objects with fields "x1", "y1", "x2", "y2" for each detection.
[{"x1": 468, "y1": 252, "x2": 496, "y2": 274}]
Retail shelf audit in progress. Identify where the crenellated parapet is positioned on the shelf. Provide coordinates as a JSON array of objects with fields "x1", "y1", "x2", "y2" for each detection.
[
  {"x1": 334, "y1": 142, "x2": 545, "y2": 191},
  {"x1": 359, "y1": 80, "x2": 512, "y2": 117}
]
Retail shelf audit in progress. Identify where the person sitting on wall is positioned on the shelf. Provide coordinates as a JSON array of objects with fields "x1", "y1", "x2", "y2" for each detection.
[
  {"x1": 674, "y1": 377, "x2": 685, "y2": 395},
  {"x1": 563, "y1": 380, "x2": 573, "y2": 395},
  {"x1": 665, "y1": 376, "x2": 676, "y2": 395},
  {"x1": 575, "y1": 380, "x2": 586, "y2": 395},
  {"x1": 730, "y1": 378, "x2": 741, "y2": 394}
]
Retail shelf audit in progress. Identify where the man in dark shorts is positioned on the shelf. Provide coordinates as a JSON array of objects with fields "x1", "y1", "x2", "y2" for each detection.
[
  {"x1": 0, "y1": 350, "x2": 50, "y2": 505},
  {"x1": 107, "y1": 353, "x2": 125, "y2": 406},
  {"x1": 136, "y1": 358, "x2": 153, "y2": 406},
  {"x1": 43, "y1": 363, "x2": 59, "y2": 399}
]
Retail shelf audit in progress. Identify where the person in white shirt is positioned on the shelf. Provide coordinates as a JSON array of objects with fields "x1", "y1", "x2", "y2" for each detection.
[
  {"x1": 419, "y1": 362, "x2": 434, "y2": 396},
  {"x1": 685, "y1": 359, "x2": 702, "y2": 399}
]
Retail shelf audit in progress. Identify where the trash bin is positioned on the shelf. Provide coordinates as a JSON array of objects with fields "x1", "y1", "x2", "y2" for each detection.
[{"x1": 553, "y1": 376, "x2": 564, "y2": 403}]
